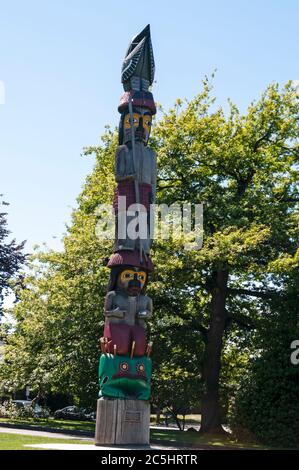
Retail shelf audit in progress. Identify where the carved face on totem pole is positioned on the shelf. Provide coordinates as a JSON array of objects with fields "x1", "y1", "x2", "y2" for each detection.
[
  {"x1": 117, "y1": 267, "x2": 147, "y2": 296},
  {"x1": 119, "y1": 107, "x2": 153, "y2": 145},
  {"x1": 110, "y1": 266, "x2": 147, "y2": 296},
  {"x1": 98, "y1": 353, "x2": 151, "y2": 400}
]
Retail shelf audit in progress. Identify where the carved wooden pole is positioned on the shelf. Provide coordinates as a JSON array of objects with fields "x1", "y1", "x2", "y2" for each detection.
[{"x1": 95, "y1": 24, "x2": 156, "y2": 446}]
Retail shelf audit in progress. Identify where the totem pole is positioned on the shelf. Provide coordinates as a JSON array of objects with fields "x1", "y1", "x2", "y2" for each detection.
[{"x1": 95, "y1": 25, "x2": 156, "y2": 446}]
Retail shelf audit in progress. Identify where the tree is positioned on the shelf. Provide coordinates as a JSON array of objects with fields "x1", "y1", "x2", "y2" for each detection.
[
  {"x1": 0, "y1": 198, "x2": 25, "y2": 316},
  {"x1": 151, "y1": 79, "x2": 299, "y2": 433}
]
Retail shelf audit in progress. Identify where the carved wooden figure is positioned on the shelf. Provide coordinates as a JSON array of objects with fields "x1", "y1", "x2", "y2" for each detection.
[{"x1": 95, "y1": 25, "x2": 156, "y2": 446}]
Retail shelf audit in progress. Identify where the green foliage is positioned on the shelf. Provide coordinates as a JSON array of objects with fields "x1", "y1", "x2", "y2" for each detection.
[
  {"x1": 0, "y1": 198, "x2": 25, "y2": 315},
  {"x1": 0, "y1": 401, "x2": 20, "y2": 419},
  {"x1": 229, "y1": 270, "x2": 299, "y2": 448},
  {"x1": 0, "y1": 401, "x2": 49, "y2": 419},
  {"x1": 150, "y1": 312, "x2": 204, "y2": 429}
]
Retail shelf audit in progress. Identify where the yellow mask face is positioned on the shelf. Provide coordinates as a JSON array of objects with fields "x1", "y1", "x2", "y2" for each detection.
[
  {"x1": 123, "y1": 113, "x2": 152, "y2": 131},
  {"x1": 120, "y1": 269, "x2": 147, "y2": 288},
  {"x1": 124, "y1": 113, "x2": 140, "y2": 129},
  {"x1": 143, "y1": 114, "x2": 152, "y2": 133}
]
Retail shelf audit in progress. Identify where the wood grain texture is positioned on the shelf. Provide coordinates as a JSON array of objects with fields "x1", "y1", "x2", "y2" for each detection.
[{"x1": 95, "y1": 398, "x2": 150, "y2": 445}]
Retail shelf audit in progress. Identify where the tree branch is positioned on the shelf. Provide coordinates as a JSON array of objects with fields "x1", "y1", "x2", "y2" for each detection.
[
  {"x1": 158, "y1": 321, "x2": 209, "y2": 343},
  {"x1": 230, "y1": 314, "x2": 256, "y2": 330},
  {"x1": 227, "y1": 287, "x2": 281, "y2": 299},
  {"x1": 252, "y1": 125, "x2": 274, "y2": 152}
]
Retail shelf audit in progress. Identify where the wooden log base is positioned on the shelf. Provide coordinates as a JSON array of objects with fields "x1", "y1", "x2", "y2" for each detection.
[{"x1": 94, "y1": 398, "x2": 150, "y2": 446}]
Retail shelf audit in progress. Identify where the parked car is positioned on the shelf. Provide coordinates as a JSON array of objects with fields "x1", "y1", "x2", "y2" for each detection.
[
  {"x1": 12, "y1": 400, "x2": 49, "y2": 418},
  {"x1": 54, "y1": 405, "x2": 89, "y2": 421},
  {"x1": 84, "y1": 410, "x2": 96, "y2": 421}
]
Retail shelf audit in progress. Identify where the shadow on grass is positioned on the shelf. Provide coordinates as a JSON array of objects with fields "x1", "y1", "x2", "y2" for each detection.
[{"x1": 150, "y1": 428, "x2": 266, "y2": 449}]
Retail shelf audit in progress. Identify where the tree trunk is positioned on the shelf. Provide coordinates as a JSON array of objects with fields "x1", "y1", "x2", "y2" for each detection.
[
  {"x1": 200, "y1": 270, "x2": 228, "y2": 434},
  {"x1": 156, "y1": 407, "x2": 161, "y2": 425}
]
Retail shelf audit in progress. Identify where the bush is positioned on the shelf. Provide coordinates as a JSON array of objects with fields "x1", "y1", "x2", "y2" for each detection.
[
  {"x1": 229, "y1": 303, "x2": 299, "y2": 448},
  {"x1": 0, "y1": 401, "x2": 19, "y2": 419},
  {"x1": 0, "y1": 400, "x2": 50, "y2": 419},
  {"x1": 45, "y1": 393, "x2": 72, "y2": 413}
]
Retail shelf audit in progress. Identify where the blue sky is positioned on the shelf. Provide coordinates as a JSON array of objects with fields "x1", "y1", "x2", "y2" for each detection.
[{"x1": 0, "y1": 0, "x2": 298, "y2": 253}]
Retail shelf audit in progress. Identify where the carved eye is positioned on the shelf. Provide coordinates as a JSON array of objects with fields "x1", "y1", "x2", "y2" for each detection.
[
  {"x1": 120, "y1": 270, "x2": 135, "y2": 282},
  {"x1": 120, "y1": 362, "x2": 129, "y2": 372},
  {"x1": 143, "y1": 116, "x2": 152, "y2": 130},
  {"x1": 137, "y1": 271, "x2": 146, "y2": 283},
  {"x1": 136, "y1": 363, "x2": 145, "y2": 373}
]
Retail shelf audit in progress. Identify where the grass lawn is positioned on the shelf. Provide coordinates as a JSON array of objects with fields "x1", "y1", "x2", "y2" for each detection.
[
  {"x1": 0, "y1": 417, "x2": 95, "y2": 433},
  {"x1": 0, "y1": 413, "x2": 201, "y2": 433},
  {"x1": 0, "y1": 428, "x2": 265, "y2": 450},
  {"x1": 0, "y1": 432, "x2": 93, "y2": 450},
  {"x1": 150, "y1": 428, "x2": 265, "y2": 449},
  {"x1": 0, "y1": 416, "x2": 267, "y2": 449}
]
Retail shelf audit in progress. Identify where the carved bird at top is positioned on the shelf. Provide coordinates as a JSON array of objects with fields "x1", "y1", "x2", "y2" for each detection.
[{"x1": 121, "y1": 24, "x2": 155, "y2": 92}]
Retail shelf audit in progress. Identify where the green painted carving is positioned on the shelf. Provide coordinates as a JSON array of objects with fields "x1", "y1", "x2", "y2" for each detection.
[{"x1": 98, "y1": 354, "x2": 151, "y2": 400}]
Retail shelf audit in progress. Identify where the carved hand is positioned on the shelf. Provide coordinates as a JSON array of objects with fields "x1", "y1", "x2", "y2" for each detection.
[
  {"x1": 105, "y1": 309, "x2": 126, "y2": 318},
  {"x1": 137, "y1": 310, "x2": 152, "y2": 319}
]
